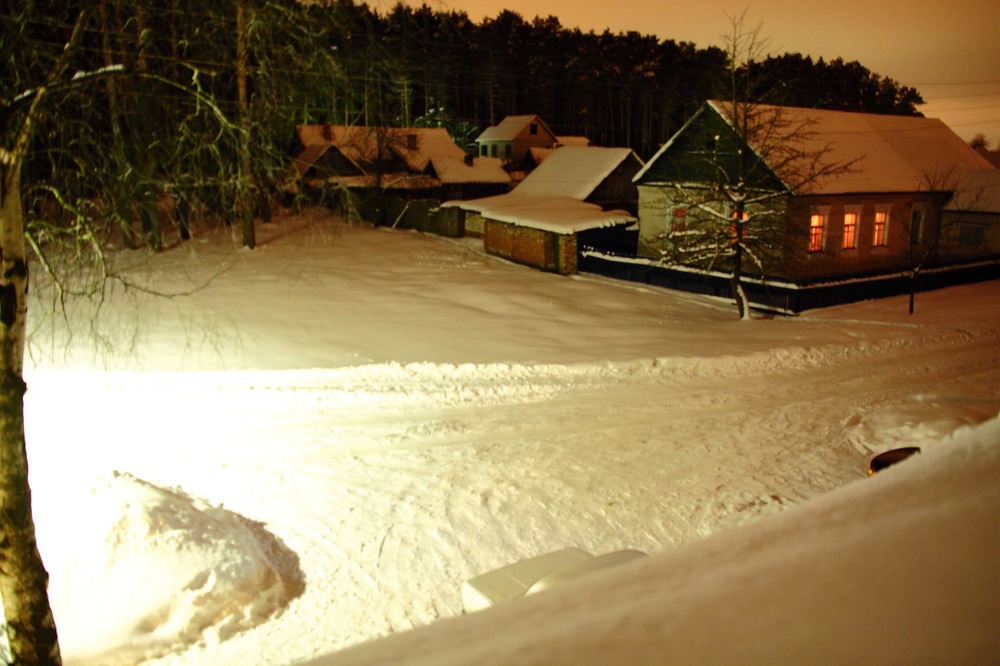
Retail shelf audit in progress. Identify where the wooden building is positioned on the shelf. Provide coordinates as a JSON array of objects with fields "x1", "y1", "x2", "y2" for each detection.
[{"x1": 633, "y1": 101, "x2": 1000, "y2": 285}]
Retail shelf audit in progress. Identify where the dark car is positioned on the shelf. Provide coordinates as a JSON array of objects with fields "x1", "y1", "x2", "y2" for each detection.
[{"x1": 868, "y1": 446, "x2": 921, "y2": 475}]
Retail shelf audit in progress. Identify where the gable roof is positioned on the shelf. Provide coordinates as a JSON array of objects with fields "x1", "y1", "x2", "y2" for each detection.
[
  {"x1": 296, "y1": 125, "x2": 467, "y2": 171},
  {"x1": 944, "y1": 168, "x2": 1000, "y2": 213},
  {"x1": 431, "y1": 156, "x2": 511, "y2": 185},
  {"x1": 292, "y1": 125, "x2": 509, "y2": 188},
  {"x1": 475, "y1": 115, "x2": 557, "y2": 143},
  {"x1": 636, "y1": 101, "x2": 994, "y2": 195},
  {"x1": 515, "y1": 146, "x2": 641, "y2": 200},
  {"x1": 444, "y1": 146, "x2": 642, "y2": 234}
]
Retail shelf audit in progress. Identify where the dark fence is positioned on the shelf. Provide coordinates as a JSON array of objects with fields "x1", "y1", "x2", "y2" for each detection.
[
  {"x1": 372, "y1": 196, "x2": 464, "y2": 238},
  {"x1": 578, "y1": 252, "x2": 1000, "y2": 314}
]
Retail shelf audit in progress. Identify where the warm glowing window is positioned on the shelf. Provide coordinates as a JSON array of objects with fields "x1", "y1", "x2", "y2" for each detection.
[
  {"x1": 873, "y1": 211, "x2": 887, "y2": 247},
  {"x1": 672, "y1": 207, "x2": 687, "y2": 233},
  {"x1": 842, "y1": 212, "x2": 858, "y2": 250},
  {"x1": 730, "y1": 210, "x2": 748, "y2": 244},
  {"x1": 809, "y1": 213, "x2": 825, "y2": 252}
]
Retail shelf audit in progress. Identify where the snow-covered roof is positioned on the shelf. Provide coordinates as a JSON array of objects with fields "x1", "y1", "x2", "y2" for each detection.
[
  {"x1": 944, "y1": 168, "x2": 1000, "y2": 213},
  {"x1": 475, "y1": 115, "x2": 556, "y2": 143},
  {"x1": 294, "y1": 125, "x2": 509, "y2": 187},
  {"x1": 473, "y1": 194, "x2": 636, "y2": 234},
  {"x1": 515, "y1": 146, "x2": 641, "y2": 200},
  {"x1": 556, "y1": 136, "x2": 591, "y2": 147},
  {"x1": 295, "y1": 125, "x2": 467, "y2": 173},
  {"x1": 431, "y1": 156, "x2": 511, "y2": 185},
  {"x1": 636, "y1": 101, "x2": 995, "y2": 195},
  {"x1": 443, "y1": 146, "x2": 642, "y2": 234}
]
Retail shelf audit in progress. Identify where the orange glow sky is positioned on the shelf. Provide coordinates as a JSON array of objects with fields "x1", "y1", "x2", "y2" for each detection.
[{"x1": 375, "y1": 0, "x2": 1000, "y2": 144}]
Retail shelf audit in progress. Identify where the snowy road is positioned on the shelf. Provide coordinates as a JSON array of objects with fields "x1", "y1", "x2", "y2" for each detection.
[
  {"x1": 20, "y1": 214, "x2": 1000, "y2": 665},
  {"x1": 28, "y1": 314, "x2": 999, "y2": 665}
]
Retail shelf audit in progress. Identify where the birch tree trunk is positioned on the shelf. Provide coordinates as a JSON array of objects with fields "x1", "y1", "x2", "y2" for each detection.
[{"x1": 0, "y1": 161, "x2": 61, "y2": 665}]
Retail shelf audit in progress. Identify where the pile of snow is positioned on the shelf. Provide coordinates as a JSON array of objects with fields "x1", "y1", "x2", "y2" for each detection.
[
  {"x1": 311, "y1": 416, "x2": 1000, "y2": 665},
  {"x1": 33, "y1": 473, "x2": 293, "y2": 665}
]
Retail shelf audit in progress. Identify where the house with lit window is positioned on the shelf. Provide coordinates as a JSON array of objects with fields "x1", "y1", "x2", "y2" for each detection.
[{"x1": 621, "y1": 100, "x2": 1000, "y2": 310}]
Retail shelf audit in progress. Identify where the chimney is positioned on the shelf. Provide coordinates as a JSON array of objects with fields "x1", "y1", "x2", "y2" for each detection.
[
  {"x1": 464, "y1": 153, "x2": 473, "y2": 166},
  {"x1": 323, "y1": 123, "x2": 332, "y2": 142}
]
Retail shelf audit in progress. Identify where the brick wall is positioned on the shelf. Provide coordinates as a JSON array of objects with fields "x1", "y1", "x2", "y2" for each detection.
[{"x1": 484, "y1": 219, "x2": 577, "y2": 274}]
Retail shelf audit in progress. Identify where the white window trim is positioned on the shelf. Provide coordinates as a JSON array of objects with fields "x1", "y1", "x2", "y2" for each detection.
[
  {"x1": 873, "y1": 204, "x2": 890, "y2": 247},
  {"x1": 809, "y1": 206, "x2": 830, "y2": 253},
  {"x1": 842, "y1": 206, "x2": 861, "y2": 250}
]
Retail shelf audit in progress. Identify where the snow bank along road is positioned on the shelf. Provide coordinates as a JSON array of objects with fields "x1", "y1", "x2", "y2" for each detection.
[{"x1": 26, "y1": 305, "x2": 1000, "y2": 665}]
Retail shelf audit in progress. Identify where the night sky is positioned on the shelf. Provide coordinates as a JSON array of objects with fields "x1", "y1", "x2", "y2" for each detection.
[{"x1": 381, "y1": 0, "x2": 1000, "y2": 143}]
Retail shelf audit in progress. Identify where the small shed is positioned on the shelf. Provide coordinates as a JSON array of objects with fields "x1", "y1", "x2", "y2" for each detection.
[{"x1": 446, "y1": 146, "x2": 644, "y2": 274}]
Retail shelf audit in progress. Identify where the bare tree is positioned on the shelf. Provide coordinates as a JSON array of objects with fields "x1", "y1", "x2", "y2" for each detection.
[
  {"x1": 0, "y1": 9, "x2": 91, "y2": 660},
  {"x1": 901, "y1": 167, "x2": 991, "y2": 315},
  {"x1": 655, "y1": 12, "x2": 856, "y2": 319}
]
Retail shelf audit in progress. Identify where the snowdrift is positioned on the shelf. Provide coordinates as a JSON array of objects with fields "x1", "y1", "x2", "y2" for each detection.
[
  {"x1": 309, "y1": 415, "x2": 1000, "y2": 666},
  {"x1": 36, "y1": 472, "x2": 297, "y2": 665}
]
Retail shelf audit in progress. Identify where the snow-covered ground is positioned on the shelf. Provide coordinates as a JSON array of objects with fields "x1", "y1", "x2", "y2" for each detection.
[{"x1": 18, "y1": 209, "x2": 1000, "y2": 665}]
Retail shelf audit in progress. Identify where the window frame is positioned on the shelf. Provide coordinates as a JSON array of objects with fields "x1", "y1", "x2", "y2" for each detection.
[
  {"x1": 958, "y1": 222, "x2": 986, "y2": 246},
  {"x1": 910, "y1": 203, "x2": 925, "y2": 245},
  {"x1": 842, "y1": 209, "x2": 859, "y2": 250},
  {"x1": 808, "y1": 208, "x2": 828, "y2": 253},
  {"x1": 872, "y1": 207, "x2": 889, "y2": 247}
]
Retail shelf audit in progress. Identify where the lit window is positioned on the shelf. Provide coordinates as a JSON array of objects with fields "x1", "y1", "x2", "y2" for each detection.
[
  {"x1": 873, "y1": 211, "x2": 887, "y2": 247},
  {"x1": 842, "y1": 212, "x2": 858, "y2": 250},
  {"x1": 672, "y1": 207, "x2": 687, "y2": 233},
  {"x1": 910, "y1": 204, "x2": 924, "y2": 245},
  {"x1": 730, "y1": 210, "x2": 748, "y2": 244},
  {"x1": 809, "y1": 213, "x2": 825, "y2": 252}
]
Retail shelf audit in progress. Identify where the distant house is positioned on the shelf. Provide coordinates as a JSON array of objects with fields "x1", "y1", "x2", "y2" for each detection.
[
  {"x1": 288, "y1": 124, "x2": 510, "y2": 202},
  {"x1": 445, "y1": 146, "x2": 643, "y2": 274},
  {"x1": 632, "y1": 101, "x2": 1000, "y2": 294},
  {"x1": 475, "y1": 115, "x2": 559, "y2": 164},
  {"x1": 474, "y1": 115, "x2": 591, "y2": 173}
]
